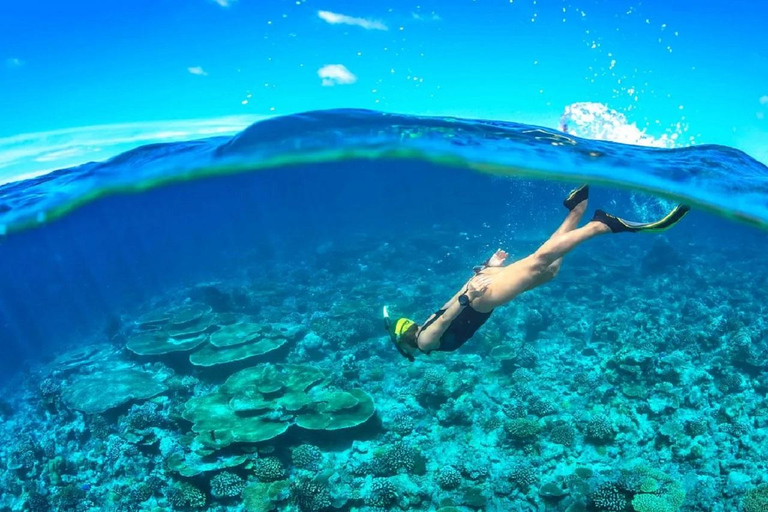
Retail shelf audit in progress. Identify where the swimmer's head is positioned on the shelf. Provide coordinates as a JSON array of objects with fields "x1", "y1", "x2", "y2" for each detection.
[
  {"x1": 394, "y1": 317, "x2": 416, "y2": 340},
  {"x1": 394, "y1": 317, "x2": 418, "y2": 352},
  {"x1": 383, "y1": 306, "x2": 417, "y2": 362}
]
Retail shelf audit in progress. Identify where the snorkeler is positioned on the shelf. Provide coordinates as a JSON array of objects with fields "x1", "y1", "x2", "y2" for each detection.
[{"x1": 384, "y1": 185, "x2": 690, "y2": 361}]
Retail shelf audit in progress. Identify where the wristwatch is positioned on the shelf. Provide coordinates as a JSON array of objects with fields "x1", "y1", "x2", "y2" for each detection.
[{"x1": 458, "y1": 294, "x2": 471, "y2": 306}]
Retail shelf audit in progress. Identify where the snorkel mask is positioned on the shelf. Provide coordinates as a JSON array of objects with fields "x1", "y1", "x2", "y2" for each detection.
[{"x1": 383, "y1": 306, "x2": 416, "y2": 362}]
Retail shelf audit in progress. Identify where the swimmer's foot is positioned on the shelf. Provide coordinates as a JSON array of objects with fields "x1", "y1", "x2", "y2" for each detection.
[
  {"x1": 564, "y1": 185, "x2": 589, "y2": 211},
  {"x1": 593, "y1": 205, "x2": 691, "y2": 234}
]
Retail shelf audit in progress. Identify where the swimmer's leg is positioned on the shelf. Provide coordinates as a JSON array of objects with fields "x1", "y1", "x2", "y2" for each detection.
[
  {"x1": 475, "y1": 220, "x2": 609, "y2": 311},
  {"x1": 540, "y1": 185, "x2": 589, "y2": 280}
]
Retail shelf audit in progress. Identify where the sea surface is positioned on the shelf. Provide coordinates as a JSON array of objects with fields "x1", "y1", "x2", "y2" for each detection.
[{"x1": 1, "y1": 109, "x2": 767, "y2": 511}]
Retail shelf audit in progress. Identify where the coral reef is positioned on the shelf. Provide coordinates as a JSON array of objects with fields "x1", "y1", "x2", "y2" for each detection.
[
  {"x1": 291, "y1": 444, "x2": 323, "y2": 471},
  {"x1": 61, "y1": 367, "x2": 168, "y2": 414},
  {"x1": 183, "y1": 363, "x2": 375, "y2": 448},
  {"x1": 2, "y1": 229, "x2": 768, "y2": 512},
  {"x1": 210, "y1": 471, "x2": 246, "y2": 499}
]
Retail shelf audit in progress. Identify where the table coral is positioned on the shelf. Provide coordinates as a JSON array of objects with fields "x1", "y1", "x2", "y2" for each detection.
[{"x1": 62, "y1": 367, "x2": 168, "y2": 414}]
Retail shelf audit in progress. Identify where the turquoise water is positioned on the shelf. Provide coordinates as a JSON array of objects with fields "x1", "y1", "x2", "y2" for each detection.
[
  {"x1": 1, "y1": 110, "x2": 768, "y2": 511},
  {"x1": 3, "y1": 110, "x2": 768, "y2": 235}
]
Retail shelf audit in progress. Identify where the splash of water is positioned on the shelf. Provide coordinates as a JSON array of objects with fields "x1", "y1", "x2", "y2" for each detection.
[
  {"x1": 560, "y1": 102, "x2": 687, "y2": 149},
  {"x1": 560, "y1": 102, "x2": 682, "y2": 219}
]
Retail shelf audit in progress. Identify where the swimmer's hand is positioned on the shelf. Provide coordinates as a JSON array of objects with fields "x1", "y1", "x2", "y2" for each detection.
[
  {"x1": 487, "y1": 249, "x2": 508, "y2": 267},
  {"x1": 467, "y1": 275, "x2": 492, "y2": 300}
]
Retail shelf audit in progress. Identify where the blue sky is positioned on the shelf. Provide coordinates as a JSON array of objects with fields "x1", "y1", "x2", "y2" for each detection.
[{"x1": 1, "y1": 0, "x2": 766, "y2": 179}]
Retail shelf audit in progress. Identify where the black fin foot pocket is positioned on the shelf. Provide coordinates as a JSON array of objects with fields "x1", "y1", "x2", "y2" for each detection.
[{"x1": 564, "y1": 185, "x2": 589, "y2": 211}]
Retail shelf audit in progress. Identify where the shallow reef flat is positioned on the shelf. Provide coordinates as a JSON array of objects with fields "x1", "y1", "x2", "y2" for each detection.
[{"x1": 1, "y1": 231, "x2": 767, "y2": 512}]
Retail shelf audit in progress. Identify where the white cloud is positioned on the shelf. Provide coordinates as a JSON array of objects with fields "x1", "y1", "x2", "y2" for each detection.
[
  {"x1": 318, "y1": 64, "x2": 357, "y2": 86},
  {"x1": 188, "y1": 66, "x2": 208, "y2": 76},
  {"x1": 5, "y1": 57, "x2": 24, "y2": 68},
  {"x1": 760, "y1": 95, "x2": 768, "y2": 105},
  {"x1": 211, "y1": 0, "x2": 235, "y2": 7},
  {"x1": 317, "y1": 10, "x2": 387, "y2": 30}
]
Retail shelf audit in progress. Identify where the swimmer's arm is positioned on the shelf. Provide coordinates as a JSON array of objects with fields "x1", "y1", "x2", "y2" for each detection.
[
  {"x1": 417, "y1": 300, "x2": 464, "y2": 351},
  {"x1": 435, "y1": 251, "x2": 506, "y2": 310}
]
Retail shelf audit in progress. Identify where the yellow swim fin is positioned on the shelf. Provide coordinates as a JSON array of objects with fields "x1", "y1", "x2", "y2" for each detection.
[{"x1": 594, "y1": 204, "x2": 690, "y2": 233}]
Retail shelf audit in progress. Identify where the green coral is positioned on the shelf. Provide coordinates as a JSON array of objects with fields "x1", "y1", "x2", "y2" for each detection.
[
  {"x1": 62, "y1": 368, "x2": 167, "y2": 414},
  {"x1": 182, "y1": 364, "x2": 375, "y2": 450},
  {"x1": 168, "y1": 482, "x2": 206, "y2": 509},
  {"x1": 590, "y1": 483, "x2": 626, "y2": 512},
  {"x1": 129, "y1": 305, "x2": 302, "y2": 364},
  {"x1": 243, "y1": 480, "x2": 290, "y2": 512},
  {"x1": 166, "y1": 451, "x2": 248, "y2": 477},
  {"x1": 209, "y1": 321, "x2": 262, "y2": 347},
  {"x1": 628, "y1": 466, "x2": 685, "y2": 512},
  {"x1": 127, "y1": 303, "x2": 216, "y2": 355},
  {"x1": 292, "y1": 445, "x2": 323, "y2": 470},
  {"x1": 509, "y1": 464, "x2": 538, "y2": 490},
  {"x1": 190, "y1": 322, "x2": 305, "y2": 366},
  {"x1": 504, "y1": 418, "x2": 542, "y2": 440},
  {"x1": 210, "y1": 471, "x2": 246, "y2": 499},
  {"x1": 632, "y1": 494, "x2": 674, "y2": 512},
  {"x1": 46, "y1": 456, "x2": 65, "y2": 486},
  {"x1": 183, "y1": 391, "x2": 290, "y2": 448},
  {"x1": 126, "y1": 331, "x2": 209, "y2": 356},
  {"x1": 366, "y1": 478, "x2": 398, "y2": 508},
  {"x1": 550, "y1": 423, "x2": 576, "y2": 446},
  {"x1": 539, "y1": 482, "x2": 568, "y2": 499},
  {"x1": 52, "y1": 485, "x2": 85, "y2": 511},
  {"x1": 373, "y1": 443, "x2": 422, "y2": 475},
  {"x1": 190, "y1": 336, "x2": 289, "y2": 366},
  {"x1": 169, "y1": 303, "x2": 212, "y2": 327},
  {"x1": 254, "y1": 457, "x2": 286, "y2": 482},
  {"x1": 290, "y1": 478, "x2": 332, "y2": 512},
  {"x1": 585, "y1": 414, "x2": 615, "y2": 443},
  {"x1": 437, "y1": 466, "x2": 462, "y2": 490},
  {"x1": 243, "y1": 482, "x2": 272, "y2": 512},
  {"x1": 640, "y1": 478, "x2": 661, "y2": 493},
  {"x1": 743, "y1": 484, "x2": 768, "y2": 512}
]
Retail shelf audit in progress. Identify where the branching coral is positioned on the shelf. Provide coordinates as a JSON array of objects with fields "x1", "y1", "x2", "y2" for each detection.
[
  {"x1": 590, "y1": 483, "x2": 627, "y2": 512},
  {"x1": 742, "y1": 484, "x2": 768, "y2": 512},
  {"x1": 390, "y1": 412, "x2": 415, "y2": 436},
  {"x1": 585, "y1": 414, "x2": 616, "y2": 443},
  {"x1": 437, "y1": 466, "x2": 462, "y2": 489},
  {"x1": 366, "y1": 478, "x2": 398, "y2": 507},
  {"x1": 374, "y1": 443, "x2": 419, "y2": 475},
  {"x1": 509, "y1": 463, "x2": 538, "y2": 490},
  {"x1": 549, "y1": 423, "x2": 576, "y2": 446},
  {"x1": 290, "y1": 478, "x2": 331, "y2": 512},
  {"x1": 504, "y1": 418, "x2": 542, "y2": 445},
  {"x1": 590, "y1": 465, "x2": 685, "y2": 512},
  {"x1": 292, "y1": 445, "x2": 323, "y2": 471},
  {"x1": 168, "y1": 482, "x2": 206, "y2": 509},
  {"x1": 254, "y1": 457, "x2": 286, "y2": 482},
  {"x1": 210, "y1": 471, "x2": 246, "y2": 499}
]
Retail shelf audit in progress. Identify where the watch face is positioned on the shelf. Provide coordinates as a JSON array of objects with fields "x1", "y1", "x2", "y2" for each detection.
[{"x1": 459, "y1": 294, "x2": 469, "y2": 306}]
